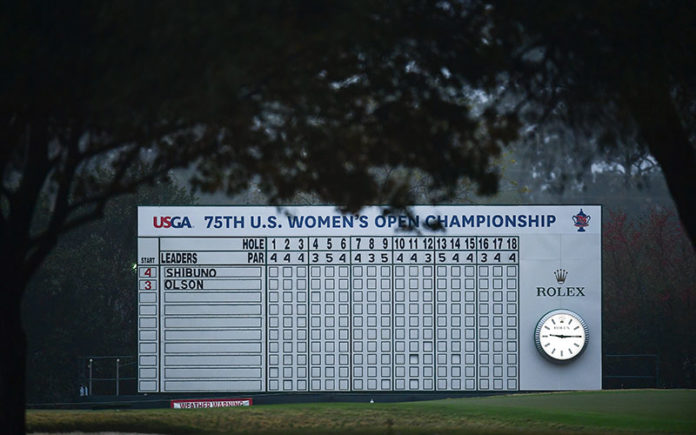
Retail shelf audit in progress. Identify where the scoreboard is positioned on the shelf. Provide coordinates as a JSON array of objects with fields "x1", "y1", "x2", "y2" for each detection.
[{"x1": 137, "y1": 205, "x2": 601, "y2": 393}]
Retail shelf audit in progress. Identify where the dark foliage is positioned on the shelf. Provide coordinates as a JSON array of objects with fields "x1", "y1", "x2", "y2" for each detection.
[{"x1": 604, "y1": 209, "x2": 696, "y2": 387}]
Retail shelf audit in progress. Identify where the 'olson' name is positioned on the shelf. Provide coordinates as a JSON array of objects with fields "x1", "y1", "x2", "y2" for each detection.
[{"x1": 164, "y1": 279, "x2": 203, "y2": 290}]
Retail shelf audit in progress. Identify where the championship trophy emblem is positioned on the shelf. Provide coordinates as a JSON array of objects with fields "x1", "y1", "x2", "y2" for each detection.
[{"x1": 572, "y1": 209, "x2": 591, "y2": 232}]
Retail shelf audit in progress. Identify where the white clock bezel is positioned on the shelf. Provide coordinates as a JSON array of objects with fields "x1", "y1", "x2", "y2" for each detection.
[{"x1": 534, "y1": 309, "x2": 589, "y2": 363}]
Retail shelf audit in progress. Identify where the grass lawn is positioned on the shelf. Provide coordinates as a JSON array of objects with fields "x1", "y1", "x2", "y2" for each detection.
[{"x1": 27, "y1": 389, "x2": 696, "y2": 434}]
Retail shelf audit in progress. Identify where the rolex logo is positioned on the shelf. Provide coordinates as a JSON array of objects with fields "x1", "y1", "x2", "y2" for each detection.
[
  {"x1": 537, "y1": 269, "x2": 584, "y2": 297},
  {"x1": 554, "y1": 269, "x2": 568, "y2": 284}
]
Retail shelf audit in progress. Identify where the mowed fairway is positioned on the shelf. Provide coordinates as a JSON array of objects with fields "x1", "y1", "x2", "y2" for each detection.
[{"x1": 27, "y1": 390, "x2": 696, "y2": 434}]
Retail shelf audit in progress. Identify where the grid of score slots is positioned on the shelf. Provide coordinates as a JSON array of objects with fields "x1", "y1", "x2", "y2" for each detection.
[{"x1": 266, "y1": 236, "x2": 518, "y2": 265}]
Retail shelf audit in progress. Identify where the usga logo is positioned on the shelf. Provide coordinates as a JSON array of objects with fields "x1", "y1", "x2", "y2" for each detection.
[{"x1": 153, "y1": 216, "x2": 192, "y2": 228}]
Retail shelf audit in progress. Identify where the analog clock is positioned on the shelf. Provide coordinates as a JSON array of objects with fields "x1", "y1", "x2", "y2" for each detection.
[{"x1": 534, "y1": 309, "x2": 589, "y2": 363}]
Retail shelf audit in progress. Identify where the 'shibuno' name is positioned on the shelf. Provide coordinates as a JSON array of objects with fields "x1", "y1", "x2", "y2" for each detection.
[{"x1": 165, "y1": 267, "x2": 216, "y2": 277}]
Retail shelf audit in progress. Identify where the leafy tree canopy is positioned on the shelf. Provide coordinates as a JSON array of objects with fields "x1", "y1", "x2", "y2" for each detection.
[{"x1": 3, "y1": 1, "x2": 695, "y2": 256}]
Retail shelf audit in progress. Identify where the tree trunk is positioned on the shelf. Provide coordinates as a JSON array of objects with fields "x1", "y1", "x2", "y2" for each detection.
[
  {"x1": 626, "y1": 84, "x2": 696, "y2": 251},
  {"x1": 647, "y1": 136, "x2": 696, "y2": 251},
  {"x1": 0, "y1": 265, "x2": 27, "y2": 434}
]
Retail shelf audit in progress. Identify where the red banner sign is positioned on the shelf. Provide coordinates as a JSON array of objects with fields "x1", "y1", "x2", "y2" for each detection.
[{"x1": 170, "y1": 398, "x2": 253, "y2": 409}]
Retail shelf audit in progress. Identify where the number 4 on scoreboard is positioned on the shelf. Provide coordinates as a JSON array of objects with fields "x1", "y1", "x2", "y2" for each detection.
[{"x1": 139, "y1": 267, "x2": 156, "y2": 278}]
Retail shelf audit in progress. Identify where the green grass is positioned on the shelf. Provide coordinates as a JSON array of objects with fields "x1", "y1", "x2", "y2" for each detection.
[{"x1": 27, "y1": 389, "x2": 696, "y2": 434}]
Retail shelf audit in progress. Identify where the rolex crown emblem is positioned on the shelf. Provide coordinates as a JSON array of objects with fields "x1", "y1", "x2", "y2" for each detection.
[{"x1": 554, "y1": 269, "x2": 568, "y2": 284}]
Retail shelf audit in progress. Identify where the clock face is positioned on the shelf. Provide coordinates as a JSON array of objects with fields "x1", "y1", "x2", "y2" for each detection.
[{"x1": 535, "y1": 310, "x2": 589, "y2": 362}]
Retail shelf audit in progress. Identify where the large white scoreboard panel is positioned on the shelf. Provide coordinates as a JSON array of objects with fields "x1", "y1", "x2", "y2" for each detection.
[{"x1": 137, "y1": 205, "x2": 601, "y2": 393}]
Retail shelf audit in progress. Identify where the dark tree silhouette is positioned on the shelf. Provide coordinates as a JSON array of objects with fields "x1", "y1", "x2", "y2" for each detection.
[
  {"x1": 23, "y1": 178, "x2": 195, "y2": 403},
  {"x1": 2, "y1": 1, "x2": 694, "y2": 432}
]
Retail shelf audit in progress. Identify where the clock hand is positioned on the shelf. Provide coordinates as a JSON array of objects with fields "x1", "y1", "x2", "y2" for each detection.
[{"x1": 549, "y1": 334, "x2": 583, "y2": 338}]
